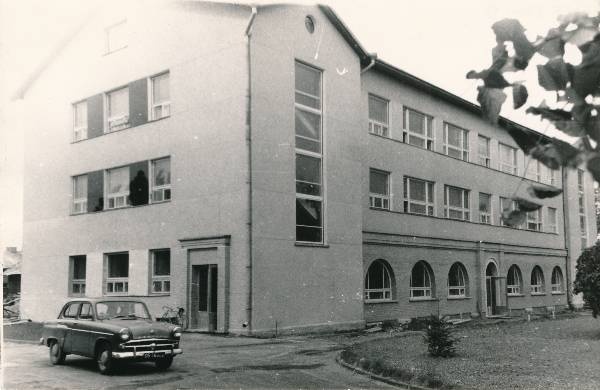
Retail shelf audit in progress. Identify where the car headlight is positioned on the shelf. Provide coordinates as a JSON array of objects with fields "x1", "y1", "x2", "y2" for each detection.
[
  {"x1": 172, "y1": 326, "x2": 182, "y2": 338},
  {"x1": 119, "y1": 328, "x2": 131, "y2": 341}
]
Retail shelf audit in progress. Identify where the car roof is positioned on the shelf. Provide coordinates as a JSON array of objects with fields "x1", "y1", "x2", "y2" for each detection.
[{"x1": 64, "y1": 297, "x2": 148, "y2": 304}]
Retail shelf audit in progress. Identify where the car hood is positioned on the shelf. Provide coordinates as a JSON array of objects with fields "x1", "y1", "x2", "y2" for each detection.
[{"x1": 102, "y1": 319, "x2": 175, "y2": 339}]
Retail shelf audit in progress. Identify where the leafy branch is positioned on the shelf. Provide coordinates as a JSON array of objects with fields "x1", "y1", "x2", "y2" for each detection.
[{"x1": 467, "y1": 13, "x2": 600, "y2": 227}]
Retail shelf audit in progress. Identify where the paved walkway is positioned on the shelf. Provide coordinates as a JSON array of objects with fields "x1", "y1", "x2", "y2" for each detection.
[{"x1": 3, "y1": 332, "x2": 398, "y2": 389}]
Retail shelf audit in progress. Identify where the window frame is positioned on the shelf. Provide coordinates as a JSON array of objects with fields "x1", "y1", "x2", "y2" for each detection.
[
  {"x1": 526, "y1": 209, "x2": 543, "y2": 231},
  {"x1": 72, "y1": 174, "x2": 88, "y2": 214},
  {"x1": 150, "y1": 157, "x2": 171, "y2": 203},
  {"x1": 105, "y1": 86, "x2": 130, "y2": 133},
  {"x1": 368, "y1": 94, "x2": 390, "y2": 137},
  {"x1": 150, "y1": 249, "x2": 171, "y2": 295},
  {"x1": 72, "y1": 100, "x2": 88, "y2": 141},
  {"x1": 150, "y1": 71, "x2": 171, "y2": 121},
  {"x1": 364, "y1": 260, "x2": 393, "y2": 302},
  {"x1": 478, "y1": 192, "x2": 492, "y2": 224},
  {"x1": 500, "y1": 196, "x2": 520, "y2": 227},
  {"x1": 530, "y1": 266, "x2": 545, "y2": 294},
  {"x1": 443, "y1": 122, "x2": 469, "y2": 161},
  {"x1": 507, "y1": 265, "x2": 522, "y2": 296},
  {"x1": 410, "y1": 261, "x2": 434, "y2": 299},
  {"x1": 104, "y1": 252, "x2": 129, "y2": 296},
  {"x1": 547, "y1": 207, "x2": 557, "y2": 233},
  {"x1": 447, "y1": 262, "x2": 468, "y2": 298},
  {"x1": 498, "y1": 143, "x2": 518, "y2": 175},
  {"x1": 403, "y1": 107, "x2": 434, "y2": 150},
  {"x1": 294, "y1": 61, "x2": 324, "y2": 244},
  {"x1": 69, "y1": 255, "x2": 86, "y2": 297},
  {"x1": 551, "y1": 266, "x2": 564, "y2": 293},
  {"x1": 444, "y1": 185, "x2": 470, "y2": 221},
  {"x1": 477, "y1": 135, "x2": 491, "y2": 167},
  {"x1": 369, "y1": 168, "x2": 391, "y2": 210},
  {"x1": 105, "y1": 165, "x2": 130, "y2": 210},
  {"x1": 403, "y1": 177, "x2": 435, "y2": 216}
]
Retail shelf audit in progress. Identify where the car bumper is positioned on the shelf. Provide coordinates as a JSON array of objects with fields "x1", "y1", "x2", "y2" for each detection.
[{"x1": 112, "y1": 348, "x2": 182, "y2": 359}]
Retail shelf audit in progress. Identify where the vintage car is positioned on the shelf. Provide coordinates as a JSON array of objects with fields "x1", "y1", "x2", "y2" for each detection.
[{"x1": 40, "y1": 298, "x2": 182, "y2": 374}]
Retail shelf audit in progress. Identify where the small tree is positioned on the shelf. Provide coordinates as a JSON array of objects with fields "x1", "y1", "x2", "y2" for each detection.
[
  {"x1": 573, "y1": 242, "x2": 600, "y2": 316},
  {"x1": 424, "y1": 316, "x2": 458, "y2": 357}
]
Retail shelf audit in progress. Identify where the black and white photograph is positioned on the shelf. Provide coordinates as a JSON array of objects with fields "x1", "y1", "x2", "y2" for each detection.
[{"x1": 2, "y1": 0, "x2": 600, "y2": 388}]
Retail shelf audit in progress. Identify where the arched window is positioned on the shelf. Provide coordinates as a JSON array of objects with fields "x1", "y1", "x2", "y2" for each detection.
[
  {"x1": 507, "y1": 265, "x2": 522, "y2": 295},
  {"x1": 551, "y1": 266, "x2": 564, "y2": 293},
  {"x1": 410, "y1": 261, "x2": 434, "y2": 299},
  {"x1": 448, "y1": 262, "x2": 468, "y2": 297},
  {"x1": 365, "y1": 260, "x2": 393, "y2": 301},
  {"x1": 531, "y1": 266, "x2": 545, "y2": 294}
]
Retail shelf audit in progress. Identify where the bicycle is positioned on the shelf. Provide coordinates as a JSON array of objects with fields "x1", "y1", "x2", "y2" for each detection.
[{"x1": 159, "y1": 305, "x2": 187, "y2": 329}]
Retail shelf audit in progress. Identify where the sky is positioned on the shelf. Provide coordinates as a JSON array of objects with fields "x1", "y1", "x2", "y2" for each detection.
[{"x1": 1, "y1": 0, "x2": 599, "y2": 250}]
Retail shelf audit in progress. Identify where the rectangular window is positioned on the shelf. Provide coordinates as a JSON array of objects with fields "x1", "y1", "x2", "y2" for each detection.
[
  {"x1": 498, "y1": 143, "x2": 517, "y2": 174},
  {"x1": 106, "y1": 166, "x2": 130, "y2": 209},
  {"x1": 547, "y1": 207, "x2": 557, "y2": 233},
  {"x1": 403, "y1": 177, "x2": 434, "y2": 216},
  {"x1": 403, "y1": 108, "x2": 434, "y2": 150},
  {"x1": 369, "y1": 169, "x2": 390, "y2": 210},
  {"x1": 368, "y1": 94, "x2": 389, "y2": 137},
  {"x1": 106, "y1": 87, "x2": 129, "y2": 132},
  {"x1": 69, "y1": 255, "x2": 86, "y2": 296},
  {"x1": 525, "y1": 160, "x2": 541, "y2": 182},
  {"x1": 295, "y1": 62, "x2": 323, "y2": 243},
  {"x1": 105, "y1": 252, "x2": 129, "y2": 295},
  {"x1": 106, "y1": 20, "x2": 127, "y2": 53},
  {"x1": 151, "y1": 72, "x2": 170, "y2": 120},
  {"x1": 479, "y1": 192, "x2": 491, "y2": 224},
  {"x1": 150, "y1": 249, "x2": 170, "y2": 294},
  {"x1": 151, "y1": 157, "x2": 171, "y2": 202},
  {"x1": 478, "y1": 135, "x2": 490, "y2": 167},
  {"x1": 73, "y1": 101, "x2": 87, "y2": 141},
  {"x1": 443, "y1": 123, "x2": 469, "y2": 161},
  {"x1": 526, "y1": 209, "x2": 542, "y2": 231},
  {"x1": 444, "y1": 185, "x2": 470, "y2": 221},
  {"x1": 540, "y1": 165, "x2": 557, "y2": 185},
  {"x1": 500, "y1": 196, "x2": 519, "y2": 227},
  {"x1": 72, "y1": 175, "x2": 88, "y2": 214}
]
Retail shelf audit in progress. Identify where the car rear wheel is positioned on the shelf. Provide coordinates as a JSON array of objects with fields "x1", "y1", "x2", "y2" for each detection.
[
  {"x1": 49, "y1": 340, "x2": 66, "y2": 365},
  {"x1": 96, "y1": 343, "x2": 114, "y2": 375},
  {"x1": 155, "y1": 356, "x2": 174, "y2": 370}
]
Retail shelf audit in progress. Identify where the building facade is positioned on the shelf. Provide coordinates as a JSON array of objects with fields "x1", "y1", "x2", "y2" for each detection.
[{"x1": 19, "y1": 2, "x2": 596, "y2": 335}]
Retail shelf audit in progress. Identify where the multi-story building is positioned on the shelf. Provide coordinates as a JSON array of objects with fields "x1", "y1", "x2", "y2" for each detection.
[{"x1": 17, "y1": 1, "x2": 596, "y2": 335}]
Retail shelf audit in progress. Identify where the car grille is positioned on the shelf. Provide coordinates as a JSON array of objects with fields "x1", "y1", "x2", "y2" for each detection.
[{"x1": 120, "y1": 338, "x2": 178, "y2": 353}]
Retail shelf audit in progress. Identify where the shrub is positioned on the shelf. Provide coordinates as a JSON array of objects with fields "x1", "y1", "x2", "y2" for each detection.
[
  {"x1": 405, "y1": 317, "x2": 429, "y2": 331},
  {"x1": 574, "y1": 242, "x2": 600, "y2": 318},
  {"x1": 423, "y1": 315, "x2": 458, "y2": 357}
]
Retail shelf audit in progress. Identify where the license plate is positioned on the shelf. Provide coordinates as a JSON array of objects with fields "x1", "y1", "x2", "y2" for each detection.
[{"x1": 144, "y1": 352, "x2": 166, "y2": 359}]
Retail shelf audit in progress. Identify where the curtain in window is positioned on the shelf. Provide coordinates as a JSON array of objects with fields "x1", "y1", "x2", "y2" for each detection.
[
  {"x1": 369, "y1": 96, "x2": 388, "y2": 124},
  {"x1": 369, "y1": 170, "x2": 388, "y2": 196}
]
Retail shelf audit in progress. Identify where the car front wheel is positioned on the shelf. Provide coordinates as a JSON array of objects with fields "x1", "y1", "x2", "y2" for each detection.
[
  {"x1": 49, "y1": 340, "x2": 66, "y2": 365},
  {"x1": 155, "y1": 356, "x2": 174, "y2": 370},
  {"x1": 96, "y1": 343, "x2": 114, "y2": 375}
]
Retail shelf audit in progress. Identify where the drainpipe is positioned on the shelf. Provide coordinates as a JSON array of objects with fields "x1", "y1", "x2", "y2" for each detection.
[
  {"x1": 360, "y1": 54, "x2": 377, "y2": 74},
  {"x1": 561, "y1": 167, "x2": 573, "y2": 309},
  {"x1": 244, "y1": 6, "x2": 258, "y2": 333}
]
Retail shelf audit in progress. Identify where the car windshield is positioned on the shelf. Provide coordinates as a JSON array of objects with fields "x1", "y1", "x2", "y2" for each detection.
[{"x1": 96, "y1": 301, "x2": 151, "y2": 320}]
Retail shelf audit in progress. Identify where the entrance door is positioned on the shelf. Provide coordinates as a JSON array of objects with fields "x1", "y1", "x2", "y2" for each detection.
[
  {"x1": 485, "y1": 262, "x2": 498, "y2": 316},
  {"x1": 191, "y1": 264, "x2": 218, "y2": 332}
]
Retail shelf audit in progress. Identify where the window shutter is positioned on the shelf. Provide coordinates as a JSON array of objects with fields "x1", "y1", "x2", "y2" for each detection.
[
  {"x1": 129, "y1": 78, "x2": 148, "y2": 127},
  {"x1": 129, "y1": 161, "x2": 149, "y2": 206},
  {"x1": 87, "y1": 94, "x2": 104, "y2": 139},
  {"x1": 87, "y1": 170, "x2": 104, "y2": 212}
]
